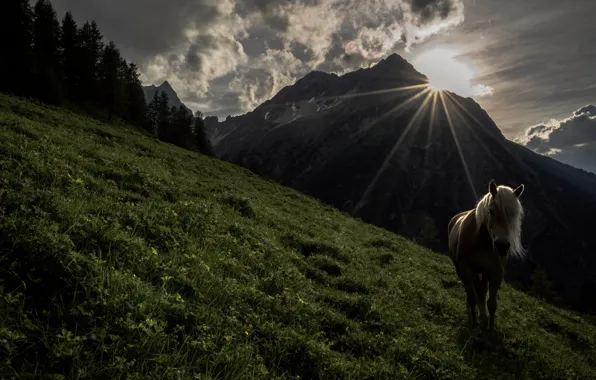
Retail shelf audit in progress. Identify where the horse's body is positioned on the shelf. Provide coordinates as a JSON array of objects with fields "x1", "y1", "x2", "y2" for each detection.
[{"x1": 448, "y1": 180, "x2": 525, "y2": 330}]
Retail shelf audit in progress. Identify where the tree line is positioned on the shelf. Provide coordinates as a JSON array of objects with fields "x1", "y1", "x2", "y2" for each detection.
[{"x1": 0, "y1": 0, "x2": 213, "y2": 155}]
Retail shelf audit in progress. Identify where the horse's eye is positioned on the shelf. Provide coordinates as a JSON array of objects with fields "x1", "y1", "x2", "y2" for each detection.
[{"x1": 489, "y1": 209, "x2": 494, "y2": 216}]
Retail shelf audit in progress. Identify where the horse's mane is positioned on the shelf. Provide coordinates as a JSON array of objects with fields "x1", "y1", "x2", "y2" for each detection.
[{"x1": 474, "y1": 185, "x2": 526, "y2": 259}]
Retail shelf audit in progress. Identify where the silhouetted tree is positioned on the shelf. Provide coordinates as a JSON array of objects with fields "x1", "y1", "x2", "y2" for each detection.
[
  {"x1": 165, "y1": 104, "x2": 178, "y2": 142},
  {"x1": 78, "y1": 21, "x2": 103, "y2": 104},
  {"x1": 32, "y1": 0, "x2": 63, "y2": 105},
  {"x1": 194, "y1": 111, "x2": 215, "y2": 156},
  {"x1": 0, "y1": 0, "x2": 35, "y2": 97},
  {"x1": 157, "y1": 91, "x2": 171, "y2": 141},
  {"x1": 167, "y1": 106, "x2": 195, "y2": 150},
  {"x1": 98, "y1": 41, "x2": 125, "y2": 117},
  {"x1": 60, "y1": 11, "x2": 80, "y2": 100},
  {"x1": 124, "y1": 63, "x2": 148, "y2": 128},
  {"x1": 147, "y1": 91, "x2": 160, "y2": 135}
]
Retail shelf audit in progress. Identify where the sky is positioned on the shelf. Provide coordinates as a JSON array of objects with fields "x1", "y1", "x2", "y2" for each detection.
[{"x1": 49, "y1": 0, "x2": 596, "y2": 173}]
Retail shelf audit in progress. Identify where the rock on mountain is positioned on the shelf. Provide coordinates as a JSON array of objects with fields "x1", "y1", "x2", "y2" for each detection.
[
  {"x1": 205, "y1": 53, "x2": 596, "y2": 313},
  {"x1": 143, "y1": 80, "x2": 186, "y2": 110}
]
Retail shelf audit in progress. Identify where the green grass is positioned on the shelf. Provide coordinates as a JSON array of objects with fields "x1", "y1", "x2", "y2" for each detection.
[{"x1": 0, "y1": 92, "x2": 595, "y2": 379}]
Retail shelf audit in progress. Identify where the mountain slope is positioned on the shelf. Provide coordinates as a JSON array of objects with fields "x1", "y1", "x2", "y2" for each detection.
[
  {"x1": 143, "y1": 80, "x2": 186, "y2": 109},
  {"x1": 205, "y1": 54, "x2": 596, "y2": 313},
  {"x1": 2, "y1": 93, "x2": 596, "y2": 378}
]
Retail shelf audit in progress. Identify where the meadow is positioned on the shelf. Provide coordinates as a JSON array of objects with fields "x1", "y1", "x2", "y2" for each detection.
[{"x1": 1, "y1": 93, "x2": 595, "y2": 379}]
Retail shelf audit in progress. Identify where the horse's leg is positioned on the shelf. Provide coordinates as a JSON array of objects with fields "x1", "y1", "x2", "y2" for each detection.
[
  {"x1": 475, "y1": 274, "x2": 489, "y2": 330},
  {"x1": 458, "y1": 262, "x2": 478, "y2": 327},
  {"x1": 487, "y1": 276, "x2": 503, "y2": 331},
  {"x1": 486, "y1": 256, "x2": 506, "y2": 331}
]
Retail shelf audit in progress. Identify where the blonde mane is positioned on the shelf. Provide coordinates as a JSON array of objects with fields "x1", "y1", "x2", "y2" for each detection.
[{"x1": 474, "y1": 185, "x2": 526, "y2": 259}]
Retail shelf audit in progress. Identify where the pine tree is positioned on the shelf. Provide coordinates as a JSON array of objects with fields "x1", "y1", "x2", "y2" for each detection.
[
  {"x1": 60, "y1": 11, "x2": 80, "y2": 101},
  {"x1": 78, "y1": 21, "x2": 103, "y2": 105},
  {"x1": 157, "y1": 91, "x2": 171, "y2": 141},
  {"x1": 0, "y1": 0, "x2": 35, "y2": 97},
  {"x1": 169, "y1": 106, "x2": 195, "y2": 150},
  {"x1": 124, "y1": 63, "x2": 147, "y2": 127},
  {"x1": 165, "y1": 104, "x2": 178, "y2": 143},
  {"x1": 98, "y1": 41, "x2": 125, "y2": 118},
  {"x1": 194, "y1": 111, "x2": 215, "y2": 156},
  {"x1": 147, "y1": 91, "x2": 160, "y2": 136},
  {"x1": 32, "y1": 0, "x2": 63, "y2": 105}
]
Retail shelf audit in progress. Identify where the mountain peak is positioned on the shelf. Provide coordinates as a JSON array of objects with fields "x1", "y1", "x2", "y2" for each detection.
[
  {"x1": 142, "y1": 80, "x2": 186, "y2": 110},
  {"x1": 159, "y1": 80, "x2": 174, "y2": 91},
  {"x1": 381, "y1": 53, "x2": 407, "y2": 64},
  {"x1": 369, "y1": 53, "x2": 422, "y2": 77}
]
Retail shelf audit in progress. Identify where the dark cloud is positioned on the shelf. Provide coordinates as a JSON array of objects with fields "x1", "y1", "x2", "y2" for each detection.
[
  {"x1": 574, "y1": 105, "x2": 596, "y2": 117},
  {"x1": 185, "y1": 43, "x2": 203, "y2": 72},
  {"x1": 50, "y1": 0, "x2": 220, "y2": 59},
  {"x1": 411, "y1": 0, "x2": 456, "y2": 24},
  {"x1": 518, "y1": 105, "x2": 596, "y2": 173}
]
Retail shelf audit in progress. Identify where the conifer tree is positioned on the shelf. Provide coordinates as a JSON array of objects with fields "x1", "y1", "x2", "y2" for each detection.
[
  {"x1": 0, "y1": 0, "x2": 35, "y2": 97},
  {"x1": 60, "y1": 11, "x2": 80, "y2": 100},
  {"x1": 124, "y1": 63, "x2": 147, "y2": 128},
  {"x1": 32, "y1": 0, "x2": 63, "y2": 105},
  {"x1": 194, "y1": 111, "x2": 215, "y2": 156},
  {"x1": 157, "y1": 91, "x2": 171, "y2": 141},
  {"x1": 78, "y1": 21, "x2": 104, "y2": 105},
  {"x1": 98, "y1": 41, "x2": 125, "y2": 117},
  {"x1": 147, "y1": 91, "x2": 160, "y2": 136},
  {"x1": 169, "y1": 106, "x2": 195, "y2": 150}
]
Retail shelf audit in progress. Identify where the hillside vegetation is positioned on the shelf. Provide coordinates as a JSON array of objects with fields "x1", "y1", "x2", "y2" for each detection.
[{"x1": 1, "y1": 93, "x2": 595, "y2": 379}]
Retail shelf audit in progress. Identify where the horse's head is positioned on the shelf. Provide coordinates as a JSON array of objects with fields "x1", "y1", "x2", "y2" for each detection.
[{"x1": 480, "y1": 180, "x2": 525, "y2": 257}]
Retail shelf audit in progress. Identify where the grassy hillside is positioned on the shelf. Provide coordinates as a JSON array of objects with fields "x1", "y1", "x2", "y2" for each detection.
[{"x1": 0, "y1": 93, "x2": 595, "y2": 379}]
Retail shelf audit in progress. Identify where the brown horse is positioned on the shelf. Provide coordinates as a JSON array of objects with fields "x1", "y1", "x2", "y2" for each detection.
[{"x1": 448, "y1": 180, "x2": 525, "y2": 330}]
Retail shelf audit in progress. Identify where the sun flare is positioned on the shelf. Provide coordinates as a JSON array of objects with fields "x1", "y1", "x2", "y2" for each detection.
[{"x1": 409, "y1": 46, "x2": 494, "y2": 98}]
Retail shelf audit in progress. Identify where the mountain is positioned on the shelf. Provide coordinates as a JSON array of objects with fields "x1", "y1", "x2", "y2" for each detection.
[
  {"x1": 2, "y1": 92, "x2": 596, "y2": 378},
  {"x1": 205, "y1": 54, "x2": 596, "y2": 313},
  {"x1": 143, "y1": 80, "x2": 186, "y2": 109}
]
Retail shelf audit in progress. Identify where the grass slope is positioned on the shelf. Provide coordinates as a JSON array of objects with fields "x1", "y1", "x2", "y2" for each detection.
[{"x1": 0, "y1": 93, "x2": 595, "y2": 379}]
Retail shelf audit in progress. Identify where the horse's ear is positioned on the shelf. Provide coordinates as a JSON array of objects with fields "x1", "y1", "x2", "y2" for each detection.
[
  {"x1": 513, "y1": 184, "x2": 525, "y2": 198},
  {"x1": 489, "y1": 179, "x2": 498, "y2": 197}
]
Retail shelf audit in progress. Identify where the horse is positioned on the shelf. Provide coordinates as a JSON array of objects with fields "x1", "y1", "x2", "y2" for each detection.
[{"x1": 448, "y1": 179, "x2": 525, "y2": 331}]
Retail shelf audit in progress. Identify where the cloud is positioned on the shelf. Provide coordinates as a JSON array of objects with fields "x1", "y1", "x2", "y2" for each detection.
[
  {"x1": 50, "y1": 0, "x2": 465, "y2": 117},
  {"x1": 228, "y1": 48, "x2": 308, "y2": 111},
  {"x1": 516, "y1": 105, "x2": 596, "y2": 173}
]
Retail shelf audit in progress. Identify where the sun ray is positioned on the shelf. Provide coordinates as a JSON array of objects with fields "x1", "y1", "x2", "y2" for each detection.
[
  {"x1": 420, "y1": 91, "x2": 438, "y2": 187},
  {"x1": 442, "y1": 91, "x2": 531, "y2": 173},
  {"x1": 442, "y1": 91, "x2": 495, "y2": 140},
  {"x1": 441, "y1": 93, "x2": 503, "y2": 169},
  {"x1": 353, "y1": 90, "x2": 434, "y2": 214},
  {"x1": 321, "y1": 83, "x2": 429, "y2": 102},
  {"x1": 360, "y1": 87, "x2": 432, "y2": 134},
  {"x1": 426, "y1": 92, "x2": 438, "y2": 154},
  {"x1": 439, "y1": 92, "x2": 478, "y2": 202}
]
